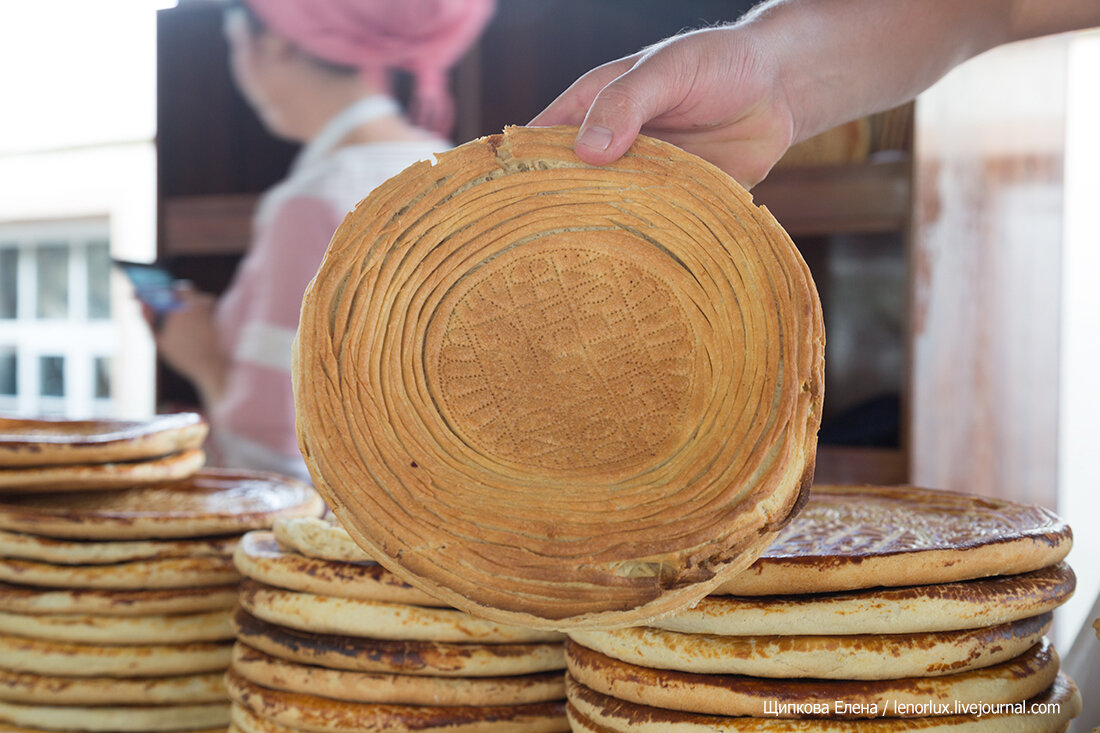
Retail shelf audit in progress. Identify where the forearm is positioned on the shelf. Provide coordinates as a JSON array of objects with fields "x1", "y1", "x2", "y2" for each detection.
[{"x1": 745, "y1": 0, "x2": 1100, "y2": 143}]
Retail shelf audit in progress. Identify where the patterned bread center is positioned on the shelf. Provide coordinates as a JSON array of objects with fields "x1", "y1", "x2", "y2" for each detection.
[{"x1": 429, "y1": 238, "x2": 699, "y2": 474}]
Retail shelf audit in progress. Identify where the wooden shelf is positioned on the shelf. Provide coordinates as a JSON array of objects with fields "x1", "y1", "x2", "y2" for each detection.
[{"x1": 753, "y1": 156, "x2": 911, "y2": 237}]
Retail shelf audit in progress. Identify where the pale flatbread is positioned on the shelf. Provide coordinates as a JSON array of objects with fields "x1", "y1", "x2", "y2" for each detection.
[
  {"x1": 233, "y1": 643, "x2": 565, "y2": 707},
  {"x1": 565, "y1": 639, "x2": 1059, "y2": 717},
  {"x1": 565, "y1": 673, "x2": 1081, "y2": 732},
  {"x1": 232, "y1": 609, "x2": 565, "y2": 678},
  {"x1": 0, "y1": 449, "x2": 205, "y2": 494},
  {"x1": 0, "y1": 608, "x2": 233, "y2": 644},
  {"x1": 0, "y1": 726, "x2": 226, "y2": 733},
  {"x1": 0, "y1": 666, "x2": 225, "y2": 705},
  {"x1": 227, "y1": 668, "x2": 569, "y2": 732},
  {"x1": 0, "y1": 527, "x2": 237, "y2": 565},
  {"x1": 240, "y1": 580, "x2": 563, "y2": 644},
  {"x1": 235, "y1": 531, "x2": 441, "y2": 605},
  {"x1": 0, "y1": 633, "x2": 231, "y2": 677},
  {"x1": 273, "y1": 516, "x2": 369, "y2": 562},
  {"x1": 0, "y1": 413, "x2": 207, "y2": 467},
  {"x1": 655, "y1": 564, "x2": 1074, "y2": 636},
  {"x1": 716, "y1": 485, "x2": 1071, "y2": 596},
  {"x1": 0, "y1": 469, "x2": 323, "y2": 540},
  {"x1": 0, "y1": 583, "x2": 238, "y2": 616},
  {"x1": 0, "y1": 554, "x2": 238, "y2": 589},
  {"x1": 568, "y1": 613, "x2": 1050, "y2": 680},
  {"x1": 0, "y1": 698, "x2": 228, "y2": 731}
]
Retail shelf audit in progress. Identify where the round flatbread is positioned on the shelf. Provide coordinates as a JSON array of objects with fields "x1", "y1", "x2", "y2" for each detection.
[
  {"x1": 235, "y1": 532, "x2": 441, "y2": 605},
  {"x1": 0, "y1": 608, "x2": 233, "y2": 645},
  {"x1": 0, "y1": 666, "x2": 225, "y2": 705},
  {"x1": 233, "y1": 643, "x2": 565, "y2": 707},
  {"x1": 568, "y1": 613, "x2": 1050, "y2": 680},
  {"x1": 0, "y1": 633, "x2": 231, "y2": 677},
  {"x1": 0, "y1": 413, "x2": 207, "y2": 467},
  {"x1": 654, "y1": 564, "x2": 1074, "y2": 636},
  {"x1": 295, "y1": 125, "x2": 824, "y2": 630},
  {"x1": 0, "y1": 449, "x2": 205, "y2": 494},
  {"x1": 716, "y1": 485, "x2": 1071, "y2": 596},
  {"x1": 0, "y1": 527, "x2": 237, "y2": 565},
  {"x1": 0, "y1": 698, "x2": 228, "y2": 732},
  {"x1": 230, "y1": 707, "x2": 298, "y2": 733},
  {"x1": 0, "y1": 469, "x2": 323, "y2": 539},
  {"x1": 564, "y1": 639, "x2": 1059, "y2": 717},
  {"x1": 272, "y1": 517, "x2": 369, "y2": 563},
  {"x1": 239, "y1": 580, "x2": 562, "y2": 644},
  {"x1": 565, "y1": 673, "x2": 1081, "y2": 732},
  {"x1": 227, "y1": 669, "x2": 569, "y2": 732},
  {"x1": 0, "y1": 583, "x2": 238, "y2": 616},
  {"x1": 0, "y1": 554, "x2": 238, "y2": 589},
  {"x1": 232, "y1": 609, "x2": 565, "y2": 678},
  {"x1": 0, "y1": 728, "x2": 225, "y2": 733}
]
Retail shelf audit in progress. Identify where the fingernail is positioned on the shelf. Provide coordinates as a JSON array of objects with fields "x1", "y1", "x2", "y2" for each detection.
[{"x1": 577, "y1": 125, "x2": 613, "y2": 152}]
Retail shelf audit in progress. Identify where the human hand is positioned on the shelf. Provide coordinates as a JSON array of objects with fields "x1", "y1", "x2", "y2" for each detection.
[
  {"x1": 530, "y1": 25, "x2": 796, "y2": 189},
  {"x1": 152, "y1": 284, "x2": 227, "y2": 407}
]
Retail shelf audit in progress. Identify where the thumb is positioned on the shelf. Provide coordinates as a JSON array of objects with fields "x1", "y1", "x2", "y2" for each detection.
[{"x1": 573, "y1": 49, "x2": 689, "y2": 165}]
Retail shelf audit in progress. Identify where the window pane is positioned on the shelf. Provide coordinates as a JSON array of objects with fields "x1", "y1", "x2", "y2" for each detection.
[
  {"x1": 94, "y1": 356, "x2": 111, "y2": 399},
  {"x1": 87, "y1": 240, "x2": 111, "y2": 319},
  {"x1": 0, "y1": 347, "x2": 15, "y2": 395},
  {"x1": 0, "y1": 247, "x2": 16, "y2": 319},
  {"x1": 35, "y1": 244, "x2": 69, "y2": 319},
  {"x1": 39, "y1": 355, "x2": 64, "y2": 397}
]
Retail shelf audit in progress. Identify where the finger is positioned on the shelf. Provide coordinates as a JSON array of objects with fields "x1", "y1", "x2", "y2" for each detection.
[
  {"x1": 571, "y1": 50, "x2": 692, "y2": 165},
  {"x1": 529, "y1": 56, "x2": 637, "y2": 128}
]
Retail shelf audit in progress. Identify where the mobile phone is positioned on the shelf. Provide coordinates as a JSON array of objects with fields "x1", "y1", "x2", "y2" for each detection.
[{"x1": 112, "y1": 259, "x2": 184, "y2": 314}]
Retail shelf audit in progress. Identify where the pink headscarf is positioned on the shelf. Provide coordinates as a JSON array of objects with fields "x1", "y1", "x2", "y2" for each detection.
[{"x1": 242, "y1": 0, "x2": 496, "y2": 137}]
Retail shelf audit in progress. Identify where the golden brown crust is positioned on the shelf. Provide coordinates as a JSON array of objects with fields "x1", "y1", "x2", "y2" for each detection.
[
  {"x1": 0, "y1": 413, "x2": 207, "y2": 467},
  {"x1": 293, "y1": 125, "x2": 824, "y2": 629},
  {"x1": 0, "y1": 555, "x2": 239, "y2": 590},
  {"x1": 0, "y1": 632, "x2": 232, "y2": 677},
  {"x1": 230, "y1": 609, "x2": 565, "y2": 678},
  {"x1": 234, "y1": 531, "x2": 442, "y2": 606},
  {"x1": 0, "y1": 666, "x2": 226, "y2": 705},
  {"x1": 654, "y1": 564, "x2": 1074, "y2": 635},
  {"x1": 564, "y1": 673, "x2": 1081, "y2": 731},
  {"x1": 0, "y1": 469, "x2": 324, "y2": 539},
  {"x1": 232, "y1": 643, "x2": 565, "y2": 707},
  {"x1": 0, "y1": 449, "x2": 206, "y2": 493},
  {"x1": 564, "y1": 639, "x2": 1059, "y2": 717},
  {"x1": 0, "y1": 583, "x2": 238, "y2": 616},
  {"x1": 567, "y1": 613, "x2": 1051, "y2": 680},
  {"x1": 717, "y1": 485, "x2": 1072, "y2": 595},
  {"x1": 0, "y1": 528, "x2": 237, "y2": 565},
  {"x1": 226, "y1": 669, "x2": 569, "y2": 732}
]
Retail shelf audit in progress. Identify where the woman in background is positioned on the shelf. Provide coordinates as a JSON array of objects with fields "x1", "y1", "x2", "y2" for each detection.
[{"x1": 154, "y1": 0, "x2": 494, "y2": 482}]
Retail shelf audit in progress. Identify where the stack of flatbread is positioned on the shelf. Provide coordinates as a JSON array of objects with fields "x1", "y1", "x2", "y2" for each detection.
[
  {"x1": 0, "y1": 416, "x2": 324, "y2": 733},
  {"x1": 0, "y1": 414, "x2": 209, "y2": 493},
  {"x1": 227, "y1": 517, "x2": 571, "y2": 732},
  {"x1": 565, "y1": 485, "x2": 1083, "y2": 732}
]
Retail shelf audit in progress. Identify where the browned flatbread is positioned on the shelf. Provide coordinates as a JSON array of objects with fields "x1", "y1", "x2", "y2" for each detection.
[
  {"x1": 568, "y1": 613, "x2": 1051, "y2": 679},
  {"x1": 231, "y1": 609, "x2": 565, "y2": 678},
  {"x1": 239, "y1": 580, "x2": 562, "y2": 644},
  {"x1": 656, "y1": 564, "x2": 1075, "y2": 636},
  {"x1": 227, "y1": 668, "x2": 569, "y2": 732},
  {"x1": 564, "y1": 639, "x2": 1059, "y2": 717},
  {"x1": 0, "y1": 726, "x2": 226, "y2": 733},
  {"x1": 0, "y1": 448, "x2": 205, "y2": 493},
  {"x1": 0, "y1": 632, "x2": 231, "y2": 677},
  {"x1": 232, "y1": 643, "x2": 565, "y2": 707},
  {"x1": 0, "y1": 698, "x2": 229, "y2": 731},
  {"x1": 0, "y1": 583, "x2": 238, "y2": 616},
  {"x1": 0, "y1": 527, "x2": 237, "y2": 565},
  {"x1": 234, "y1": 531, "x2": 442, "y2": 605},
  {"x1": 0, "y1": 608, "x2": 233, "y2": 645},
  {"x1": 0, "y1": 469, "x2": 323, "y2": 539},
  {"x1": 0, "y1": 413, "x2": 207, "y2": 467},
  {"x1": 716, "y1": 485, "x2": 1071, "y2": 596},
  {"x1": 564, "y1": 673, "x2": 1081, "y2": 732},
  {"x1": 294, "y1": 124, "x2": 824, "y2": 630},
  {"x1": 0, "y1": 666, "x2": 225, "y2": 705},
  {"x1": 0, "y1": 554, "x2": 238, "y2": 589}
]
